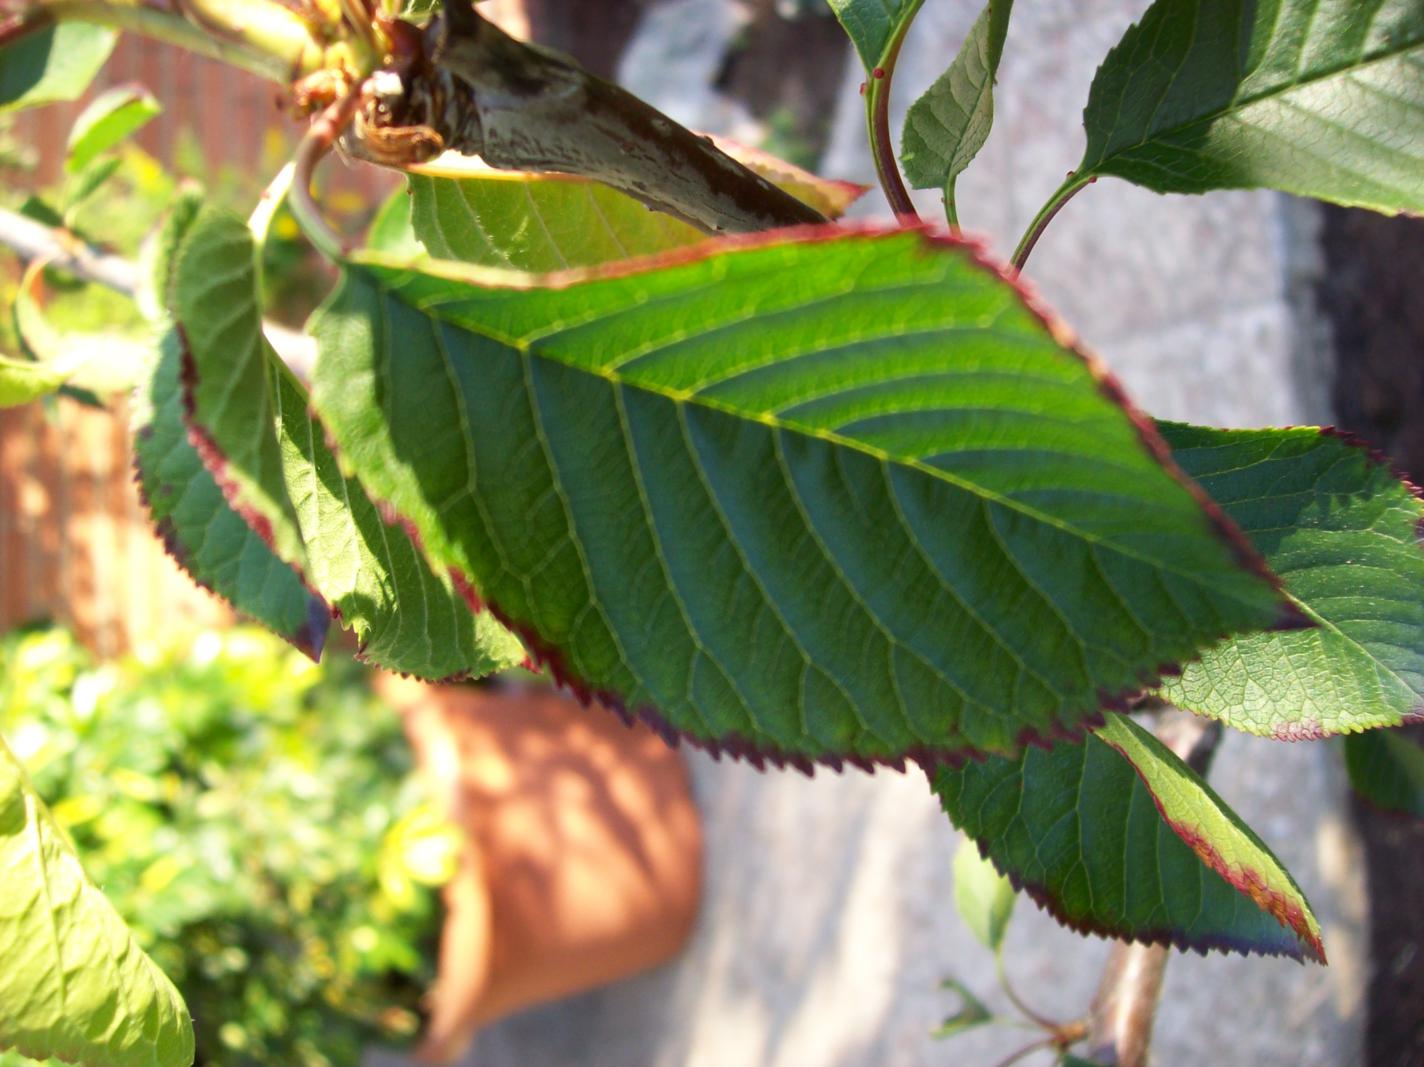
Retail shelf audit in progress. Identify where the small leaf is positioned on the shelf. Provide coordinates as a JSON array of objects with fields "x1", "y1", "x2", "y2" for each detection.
[
  {"x1": 0, "y1": 354, "x2": 69, "y2": 406},
  {"x1": 826, "y1": 0, "x2": 924, "y2": 71},
  {"x1": 952, "y1": 836, "x2": 1015, "y2": 952},
  {"x1": 900, "y1": 0, "x2": 1014, "y2": 216},
  {"x1": 1156, "y1": 423, "x2": 1424, "y2": 739},
  {"x1": 931, "y1": 978, "x2": 993, "y2": 1040},
  {"x1": 1078, "y1": 0, "x2": 1424, "y2": 215},
  {"x1": 13, "y1": 261, "x2": 148, "y2": 396},
  {"x1": 310, "y1": 227, "x2": 1294, "y2": 768},
  {"x1": 65, "y1": 84, "x2": 161, "y2": 173},
  {"x1": 934, "y1": 713, "x2": 1325, "y2": 962},
  {"x1": 63, "y1": 155, "x2": 123, "y2": 217},
  {"x1": 0, "y1": 22, "x2": 117, "y2": 114},
  {"x1": 0, "y1": 733, "x2": 194, "y2": 1067},
  {"x1": 133, "y1": 332, "x2": 328, "y2": 660},
  {"x1": 1345, "y1": 729, "x2": 1424, "y2": 819}
]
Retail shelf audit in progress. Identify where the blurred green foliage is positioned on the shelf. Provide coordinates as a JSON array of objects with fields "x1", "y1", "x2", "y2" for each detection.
[{"x1": 0, "y1": 626, "x2": 458, "y2": 1067}]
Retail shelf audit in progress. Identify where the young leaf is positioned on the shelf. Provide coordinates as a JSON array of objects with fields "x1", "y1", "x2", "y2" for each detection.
[
  {"x1": 408, "y1": 143, "x2": 865, "y2": 271},
  {"x1": 1156, "y1": 423, "x2": 1424, "y2": 739},
  {"x1": 932, "y1": 978, "x2": 993, "y2": 1040},
  {"x1": 826, "y1": 0, "x2": 924, "y2": 72},
  {"x1": 934, "y1": 713, "x2": 1325, "y2": 962},
  {"x1": 133, "y1": 332, "x2": 329, "y2": 660},
  {"x1": 1077, "y1": 0, "x2": 1424, "y2": 215},
  {"x1": 65, "y1": 84, "x2": 161, "y2": 173},
  {"x1": 168, "y1": 206, "x2": 523, "y2": 679},
  {"x1": 1344, "y1": 729, "x2": 1424, "y2": 819},
  {"x1": 0, "y1": 353, "x2": 69, "y2": 406},
  {"x1": 309, "y1": 227, "x2": 1296, "y2": 769},
  {"x1": 0, "y1": 734, "x2": 194, "y2": 1067},
  {"x1": 0, "y1": 22, "x2": 117, "y2": 114},
  {"x1": 952, "y1": 836, "x2": 1015, "y2": 952},
  {"x1": 900, "y1": 0, "x2": 1014, "y2": 221}
]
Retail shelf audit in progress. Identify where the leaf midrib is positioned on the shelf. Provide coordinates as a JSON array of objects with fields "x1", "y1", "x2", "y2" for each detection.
[
  {"x1": 1089, "y1": 17, "x2": 1424, "y2": 167},
  {"x1": 377, "y1": 277, "x2": 1270, "y2": 607}
]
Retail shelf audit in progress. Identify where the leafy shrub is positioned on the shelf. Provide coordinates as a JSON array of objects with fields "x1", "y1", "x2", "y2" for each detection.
[{"x1": 0, "y1": 626, "x2": 455, "y2": 1067}]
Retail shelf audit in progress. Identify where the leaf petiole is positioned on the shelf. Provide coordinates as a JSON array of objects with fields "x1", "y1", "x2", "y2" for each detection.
[
  {"x1": 863, "y1": 0, "x2": 925, "y2": 222},
  {"x1": 1010, "y1": 171, "x2": 1091, "y2": 272}
]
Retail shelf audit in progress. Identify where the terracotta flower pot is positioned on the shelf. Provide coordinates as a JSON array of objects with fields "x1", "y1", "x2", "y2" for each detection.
[{"x1": 375, "y1": 674, "x2": 704, "y2": 1063}]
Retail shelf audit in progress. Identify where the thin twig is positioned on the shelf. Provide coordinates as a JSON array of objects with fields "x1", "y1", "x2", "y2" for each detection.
[
  {"x1": 1010, "y1": 173, "x2": 1092, "y2": 273},
  {"x1": 996, "y1": 950, "x2": 1062, "y2": 1032},
  {"x1": 988, "y1": 1035, "x2": 1057, "y2": 1067},
  {"x1": 0, "y1": 207, "x2": 140, "y2": 296},
  {"x1": 289, "y1": 80, "x2": 365, "y2": 261}
]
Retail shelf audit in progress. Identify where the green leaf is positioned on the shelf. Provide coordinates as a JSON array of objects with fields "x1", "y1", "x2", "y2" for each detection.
[
  {"x1": 934, "y1": 713, "x2": 1325, "y2": 961},
  {"x1": 62, "y1": 155, "x2": 123, "y2": 218},
  {"x1": 267, "y1": 354, "x2": 527, "y2": 679},
  {"x1": 952, "y1": 837, "x2": 1015, "y2": 952},
  {"x1": 309, "y1": 228, "x2": 1294, "y2": 767},
  {"x1": 0, "y1": 22, "x2": 116, "y2": 114},
  {"x1": 900, "y1": 0, "x2": 1014, "y2": 215},
  {"x1": 0, "y1": 354, "x2": 69, "y2": 406},
  {"x1": 13, "y1": 262, "x2": 148, "y2": 396},
  {"x1": 365, "y1": 188, "x2": 423, "y2": 258},
  {"x1": 0, "y1": 733, "x2": 194, "y2": 1067},
  {"x1": 410, "y1": 170, "x2": 703, "y2": 270},
  {"x1": 65, "y1": 85, "x2": 161, "y2": 173},
  {"x1": 167, "y1": 205, "x2": 310, "y2": 576},
  {"x1": 408, "y1": 142, "x2": 864, "y2": 271},
  {"x1": 1156, "y1": 423, "x2": 1424, "y2": 739},
  {"x1": 931, "y1": 978, "x2": 993, "y2": 1040},
  {"x1": 168, "y1": 206, "x2": 523, "y2": 679},
  {"x1": 133, "y1": 332, "x2": 328, "y2": 660},
  {"x1": 1345, "y1": 729, "x2": 1424, "y2": 818},
  {"x1": 826, "y1": 0, "x2": 924, "y2": 71},
  {"x1": 1078, "y1": 0, "x2": 1424, "y2": 215}
]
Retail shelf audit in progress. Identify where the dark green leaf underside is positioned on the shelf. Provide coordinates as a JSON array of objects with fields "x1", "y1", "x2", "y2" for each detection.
[
  {"x1": 267, "y1": 357, "x2": 527, "y2": 679},
  {"x1": 1158, "y1": 423, "x2": 1424, "y2": 738},
  {"x1": 310, "y1": 227, "x2": 1290, "y2": 767},
  {"x1": 167, "y1": 207, "x2": 523, "y2": 680},
  {"x1": 0, "y1": 735, "x2": 194, "y2": 1067},
  {"x1": 1345, "y1": 728, "x2": 1424, "y2": 818},
  {"x1": 1081, "y1": 0, "x2": 1424, "y2": 214},
  {"x1": 935, "y1": 713, "x2": 1323, "y2": 960},
  {"x1": 133, "y1": 334, "x2": 326, "y2": 659},
  {"x1": 169, "y1": 207, "x2": 309, "y2": 574}
]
